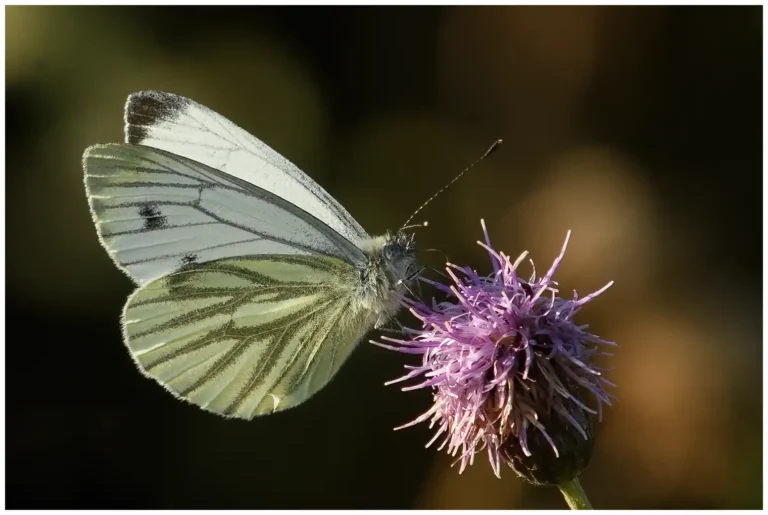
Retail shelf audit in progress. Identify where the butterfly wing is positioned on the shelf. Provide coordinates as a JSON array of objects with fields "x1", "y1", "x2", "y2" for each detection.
[
  {"x1": 85, "y1": 92, "x2": 394, "y2": 417},
  {"x1": 84, "y1": 144, "x2": 365, "y2": 285},
  {"x1": 123, "y1": 90, "x2": 368, "y2": 247},
  {"x1": 124, "y1": 255, "x2": 376, "y2": 419}
]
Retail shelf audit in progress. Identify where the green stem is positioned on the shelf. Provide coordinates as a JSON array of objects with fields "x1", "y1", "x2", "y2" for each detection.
[{"x1": 558, "y1": 477, "x2": 593, "y2": 509}]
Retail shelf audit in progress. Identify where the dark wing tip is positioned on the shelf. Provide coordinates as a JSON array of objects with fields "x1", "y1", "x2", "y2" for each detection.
[{"x1": 124, "y1": 91, "x2": 190, "y2": 144}]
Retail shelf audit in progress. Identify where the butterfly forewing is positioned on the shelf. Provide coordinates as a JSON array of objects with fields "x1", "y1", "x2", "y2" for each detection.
[
  {"x1": 84, "y1": 144, "x2": 365, "y2": 285},
  {"x1": 123, "y1": 255, "x2": 372, "y2": 419},
  {"x1": 123, "y1": 90, "x2": 369, "y2": 246}
]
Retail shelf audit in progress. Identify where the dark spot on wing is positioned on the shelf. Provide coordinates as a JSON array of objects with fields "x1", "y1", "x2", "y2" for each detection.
[
  {"x1": 125, "y1": 91, "x2": 190, "y2": 144},
  {"x1": 138, "y1": 203, "x2": 168, "y2": 230},
  {"x1": 167, "y1": 255, "x2": 202, "y2": 293},
  {"x1": 181, "y1": 253, "x2": 198, "y2": 266}
]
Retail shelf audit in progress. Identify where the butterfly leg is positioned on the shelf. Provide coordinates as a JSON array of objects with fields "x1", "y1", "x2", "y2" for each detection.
[
  {"x1": 391, "y1": 264, "x2": 432, "y2": 297},
  {"x1": 376, "y1": 314, "x2": 409, "y2": 335}
]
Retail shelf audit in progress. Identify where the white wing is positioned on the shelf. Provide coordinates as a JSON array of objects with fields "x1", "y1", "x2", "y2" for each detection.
[
  {"x1": 124, "y1": 90, "x2": 368, "y2": 246},
  {"x1": 84, "y1": 144, "x2": 365, "y2": 285},
  {"x1": 124, "y1": 255, "x2": 377, "y2": 419}
]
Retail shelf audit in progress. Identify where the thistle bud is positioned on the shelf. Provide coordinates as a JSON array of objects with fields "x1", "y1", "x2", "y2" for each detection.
[{"x1": 502, "y1": 399, "x2": 595, "y2": 486}]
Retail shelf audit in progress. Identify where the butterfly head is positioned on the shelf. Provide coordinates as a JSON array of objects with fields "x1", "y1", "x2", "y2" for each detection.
[
  {"x1": 359, "y1": 231, "x2": 417, "y2": 290},
  {"x1": 383, "y1": 230, "x2": 417, "y2": 281}
]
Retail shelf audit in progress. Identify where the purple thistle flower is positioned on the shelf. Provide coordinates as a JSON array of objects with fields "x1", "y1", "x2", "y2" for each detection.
[{"x1": 374, "y1": 221, "x2": 616, "y2": 482}]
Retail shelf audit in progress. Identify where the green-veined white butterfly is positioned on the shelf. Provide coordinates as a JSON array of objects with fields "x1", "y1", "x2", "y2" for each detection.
[{"x1": 83, "y1": 91, "x2": 418, "y2": 420}]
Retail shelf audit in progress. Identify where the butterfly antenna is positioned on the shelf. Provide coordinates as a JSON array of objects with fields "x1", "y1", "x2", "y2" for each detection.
[
  {"x1": 400, "y1": 139, "x2": 503, "y2": 231},
  {"x1": 401, "y1": 221, "x2": 429, "y2": 232}
]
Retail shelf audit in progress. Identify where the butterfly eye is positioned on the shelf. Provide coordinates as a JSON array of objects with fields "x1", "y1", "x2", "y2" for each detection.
[{"x1": 383, "y1": 244, "x2": 394, "y2": 261}]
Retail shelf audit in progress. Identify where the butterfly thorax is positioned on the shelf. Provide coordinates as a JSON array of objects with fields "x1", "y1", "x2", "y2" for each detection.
[{"x1": 356, "y1": 232, "x2": 417, "y2": 326}]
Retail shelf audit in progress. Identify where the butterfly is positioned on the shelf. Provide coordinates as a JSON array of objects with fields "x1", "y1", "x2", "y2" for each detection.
[{"x1": 83, "y1": 91, "x2": 418, "y2": 419}]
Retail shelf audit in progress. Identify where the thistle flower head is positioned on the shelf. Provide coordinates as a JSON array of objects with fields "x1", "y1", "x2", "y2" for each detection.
[{"x1": 375, "y1": 221, "x2": 616, "y2": 482}]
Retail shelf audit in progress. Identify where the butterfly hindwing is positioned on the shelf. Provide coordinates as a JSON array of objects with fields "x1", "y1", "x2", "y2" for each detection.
[{"x1": 123, "y1": 255, "x2": 375, "y2": 419}]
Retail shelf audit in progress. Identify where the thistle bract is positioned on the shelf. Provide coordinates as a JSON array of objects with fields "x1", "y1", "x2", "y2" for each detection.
[{"x1": 375, "y1": 221, "x2": 615, "y2": 481}]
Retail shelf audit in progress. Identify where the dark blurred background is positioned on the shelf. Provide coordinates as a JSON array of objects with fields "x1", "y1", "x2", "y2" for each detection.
[{"x1": 6, "y1": 5, "x2": 762, "y2": 509}]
